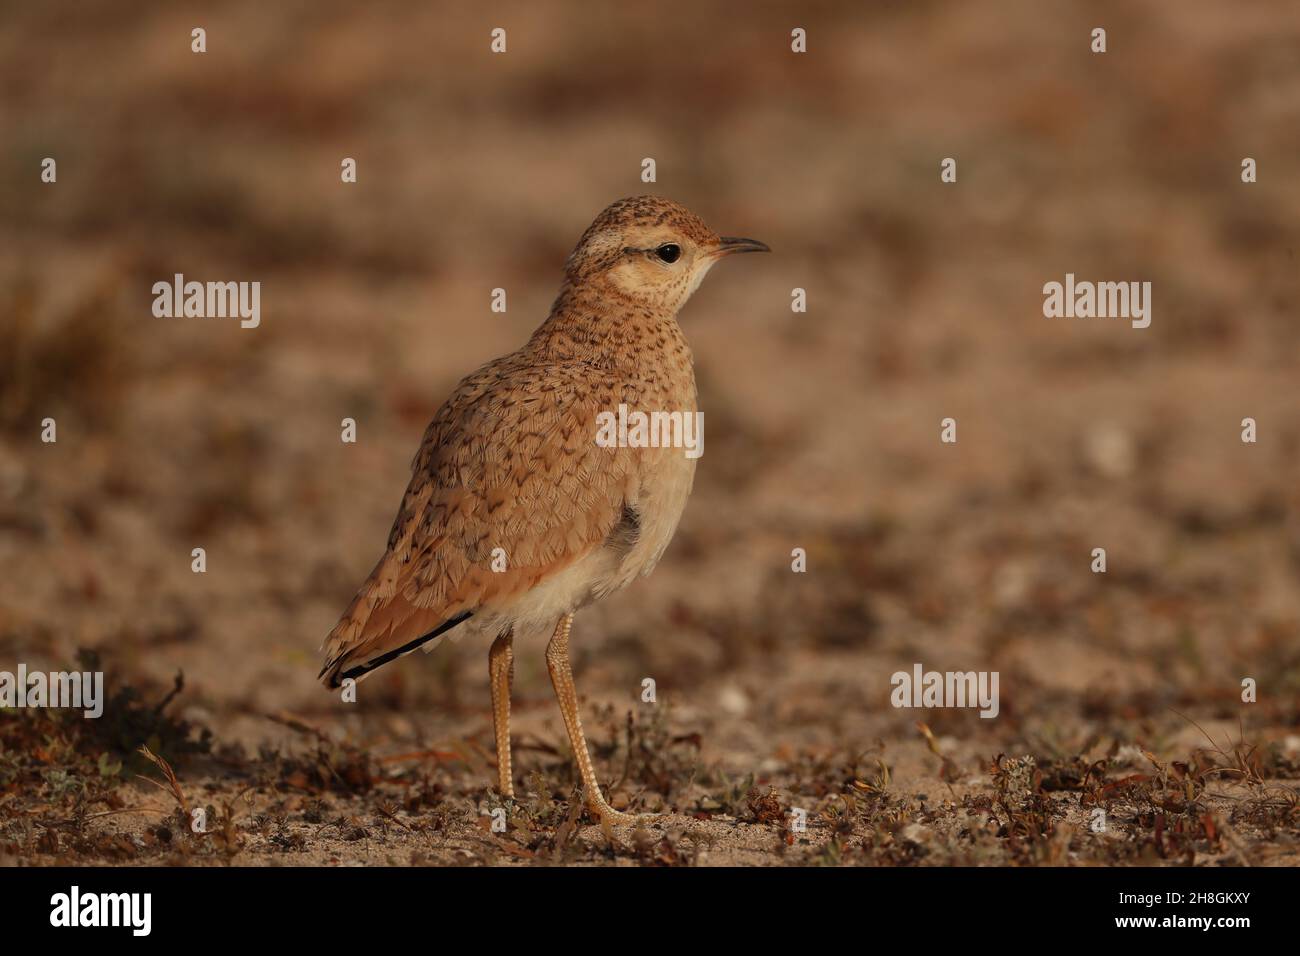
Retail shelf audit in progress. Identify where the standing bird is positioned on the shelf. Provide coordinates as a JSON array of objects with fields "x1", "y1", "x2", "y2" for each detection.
[{"x1": 319, "y1": 196, "x2": 768, "y2": 826}]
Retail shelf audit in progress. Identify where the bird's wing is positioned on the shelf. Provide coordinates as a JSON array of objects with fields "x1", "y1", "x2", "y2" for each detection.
[{"x1": 318, "y1": 358, "x2": 639, "y2": 687}]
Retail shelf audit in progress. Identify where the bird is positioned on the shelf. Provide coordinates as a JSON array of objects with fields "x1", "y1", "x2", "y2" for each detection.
[{"x1": 318, "y1": 196, "x2": 768, "y2": 826}]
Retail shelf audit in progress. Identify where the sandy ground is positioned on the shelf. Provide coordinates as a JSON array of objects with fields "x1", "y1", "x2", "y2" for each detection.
[{"x1": 1, "y1": 0, "x2": 1299, "y2": 866}]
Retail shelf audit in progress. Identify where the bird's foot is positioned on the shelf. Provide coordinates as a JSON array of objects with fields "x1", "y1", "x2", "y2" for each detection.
[
  {"x1": 490, "y1": 792, "x2": 517, "y2": 824},
  {"x1": 589, "y1": 801, "x2": 653, "y2": 828}
]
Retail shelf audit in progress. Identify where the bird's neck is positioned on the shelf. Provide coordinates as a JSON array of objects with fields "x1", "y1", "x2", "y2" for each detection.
[{"x1": 527, "y1": 279, "x2": 691, "y2": 372}]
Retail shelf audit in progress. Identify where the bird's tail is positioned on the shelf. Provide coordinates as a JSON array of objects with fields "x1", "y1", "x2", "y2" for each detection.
[{"x1": 317, "y1": 560, "x2": 472, "y2": 688}]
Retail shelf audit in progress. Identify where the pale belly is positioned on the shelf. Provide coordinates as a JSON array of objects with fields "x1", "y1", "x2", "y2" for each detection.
[
  {"x1": 444, "y1": 365, "x2": 701, "y2": 645},
  {"x1": 454, "y1": 443, "x2": 697, "y2": 644},
  {"x1": 617, "y1": 445, "x2": 697, "y2": 585}
]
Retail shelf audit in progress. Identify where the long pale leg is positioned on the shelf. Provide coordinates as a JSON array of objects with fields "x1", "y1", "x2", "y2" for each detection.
[
  {"x1": 545, "y1": 612, "x2": 639, "y2": 826},
  {"x1": 488, "y1": 629, "x2": 515, "y2": 800}
]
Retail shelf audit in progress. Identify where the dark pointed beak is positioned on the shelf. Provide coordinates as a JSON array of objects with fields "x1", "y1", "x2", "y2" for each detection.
[{"x1": 713, "y1": 236, "x2": 771, "y2": 258}]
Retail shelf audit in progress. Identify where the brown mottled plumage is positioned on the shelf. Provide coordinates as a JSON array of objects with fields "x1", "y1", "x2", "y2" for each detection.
[{"x1": 319, "y1": 196, "x2": 768, "y2": 825}]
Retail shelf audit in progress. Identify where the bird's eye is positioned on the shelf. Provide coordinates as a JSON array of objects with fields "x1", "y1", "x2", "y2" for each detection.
[{"x1": 655, "y1": 243, "x2": 681, "y2": 263}]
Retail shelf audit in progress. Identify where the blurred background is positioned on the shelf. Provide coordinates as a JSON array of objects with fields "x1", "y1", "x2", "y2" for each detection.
[{"x1": 1, "y1": 0, "x2": 1298, "y2": 865}]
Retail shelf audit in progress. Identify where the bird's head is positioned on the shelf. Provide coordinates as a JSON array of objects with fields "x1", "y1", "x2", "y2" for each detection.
[{"x1": 563, "y1": 196, "x2": 769, "y2": 313}]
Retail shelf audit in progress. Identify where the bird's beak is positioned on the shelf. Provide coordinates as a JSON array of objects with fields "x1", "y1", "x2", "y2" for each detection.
[{"x1": 711, "y1": 236, "x2": 771, "y2": 258}]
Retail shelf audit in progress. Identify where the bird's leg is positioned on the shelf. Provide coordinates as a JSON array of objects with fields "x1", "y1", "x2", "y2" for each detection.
[
  {"x1": 488, "y1": 628, "x2": 515, "y2": 801},
  {"x1": 545, "y1": 612, "x2": 639, "y2": 826}
]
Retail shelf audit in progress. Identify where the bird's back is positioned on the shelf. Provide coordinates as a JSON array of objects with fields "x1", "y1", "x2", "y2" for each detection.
[{"x1": 318, "y1": 312, "x2": 697, "y2": 686}]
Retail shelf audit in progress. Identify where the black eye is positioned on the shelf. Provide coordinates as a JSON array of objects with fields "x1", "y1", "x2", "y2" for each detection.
[{"x1": 655, "y1": 243, "x2": 681, "y2": 263}]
